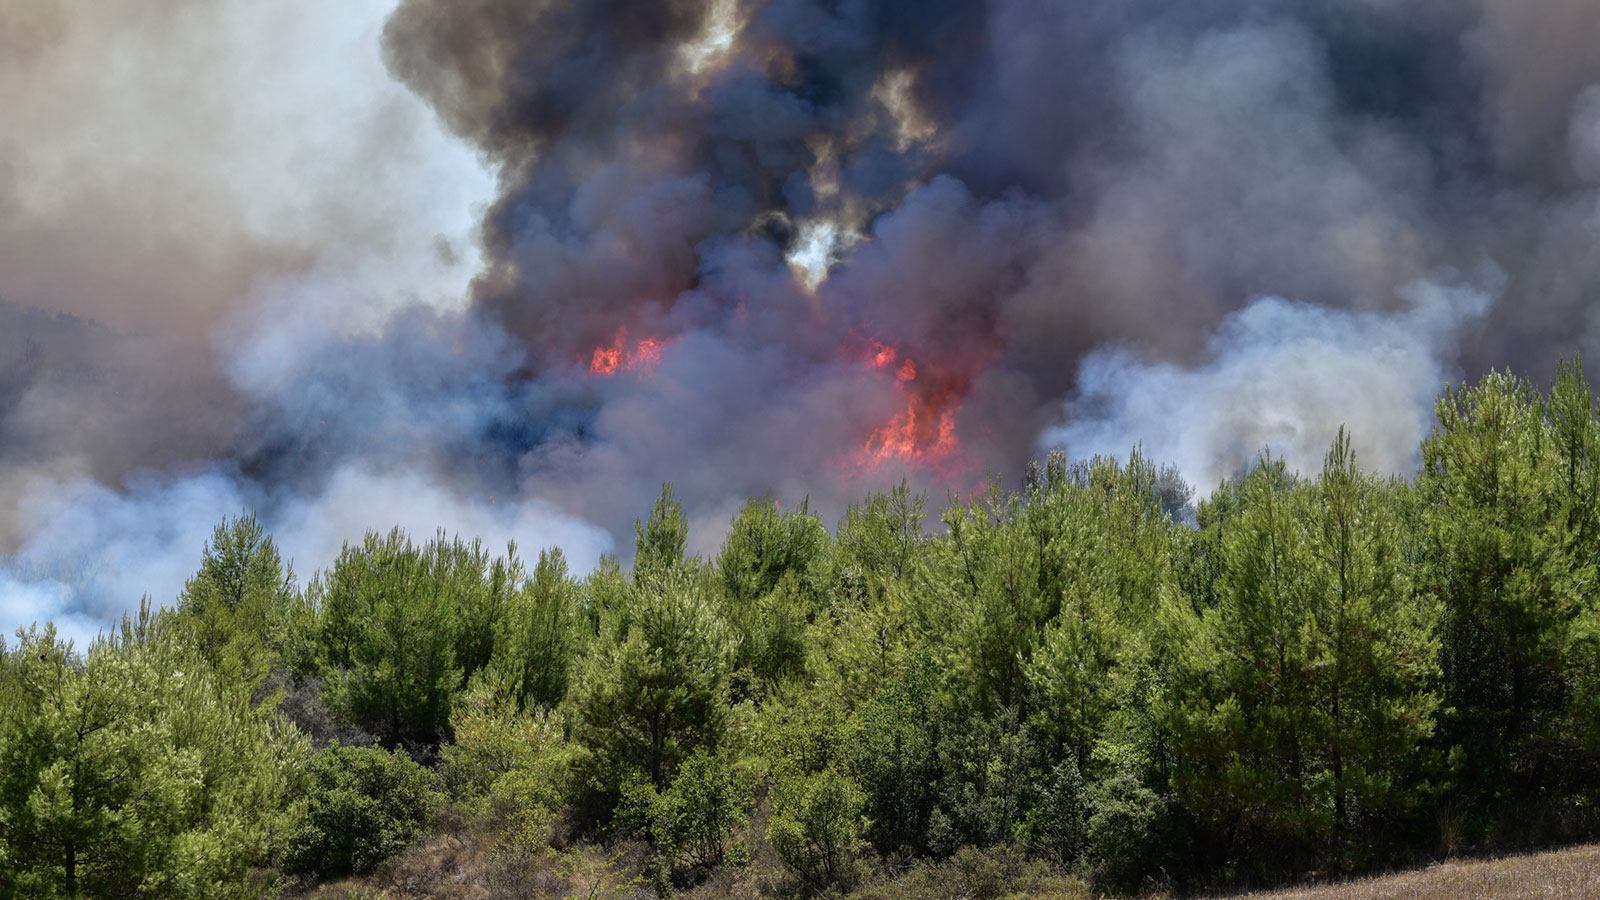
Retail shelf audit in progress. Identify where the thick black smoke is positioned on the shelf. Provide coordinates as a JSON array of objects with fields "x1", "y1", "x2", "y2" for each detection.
[
  {"x1": 5, "y1": 0, "x2": 1600, "y2": 640},
  {"x1": 374, "y1": 0, "x2": 1600, "y2": 510}
]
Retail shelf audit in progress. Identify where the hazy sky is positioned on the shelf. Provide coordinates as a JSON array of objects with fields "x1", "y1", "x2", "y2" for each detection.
[{"x1": 5, "y1": 0, "x2": 1600, "y2": 646}]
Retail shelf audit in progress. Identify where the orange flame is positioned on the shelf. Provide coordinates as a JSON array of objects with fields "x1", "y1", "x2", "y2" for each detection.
[
  {"x1": 589, "y1": 331, "x2": 670, "y2": 375},
  {"x1": 591, "y1": 339, "x2": 624, "y2": 374},
  {"x1": 869, "y1": 342, "x2": 897, "y2": 369},
  {"x1": 860, "y1": 394, "x2": 962, "y2": 468},
  {"x1": 632, "y1": 337, "x2": 665, "y2": 370},
  {"x1": 850, "y1": 342, "x2": 969, "y2": 475}
]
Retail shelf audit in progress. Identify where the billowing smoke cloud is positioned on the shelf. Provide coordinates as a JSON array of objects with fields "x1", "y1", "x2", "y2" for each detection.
[
  {"x1": 8, "y1": 0, "x2": 1600, "y2": 639},
  {"x1": 0, "y1": 0, "x2": 492, "y2": 504},
  {"x1": 0, "y1": 464, "x2": 610, "y2": 650},
  {"x1": 1044, "y1": 274, "x2": 1498, "y2": 492}
]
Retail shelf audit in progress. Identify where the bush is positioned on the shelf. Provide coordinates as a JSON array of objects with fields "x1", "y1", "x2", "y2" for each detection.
[
  {"x1": 1085, "y1": 769, "x2": 1164, "y2": 894},
  {"x1": 281, "y1": 745, "x2": 437, "y2": 878},
  {"x1": 767, "y1": 765, "x2": 869, "y2": 891},
  {"x1": 929, "y1": 708, "x2": 1039, "y2": 853},
  {"x1": 847, "y1": 846, "x2": 1086, "y2": 900},
  {"x1": 622, "y1": 751, "x2": 751, "y2": 886},
  {"x1": 437, "y1": 691, "x2": 570, "y2": 804},
  {"x1": 436, "y1": 690, "x2": 575, "y2": 853},
  {"x1": 1020, "y1": 761, "x2": 1088, "y2": 865}
]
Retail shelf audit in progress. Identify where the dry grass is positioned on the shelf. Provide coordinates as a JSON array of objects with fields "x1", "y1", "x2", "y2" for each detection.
[
  {"x1": 285, "y1": 828, "x2": 653, "y2": 900},
  {"x1": 287, "y1": 835, "x2": 1600, "y2": 900},
  {"x1": 1214, "y1": 844, "x2": 1600, "y2": 900}
]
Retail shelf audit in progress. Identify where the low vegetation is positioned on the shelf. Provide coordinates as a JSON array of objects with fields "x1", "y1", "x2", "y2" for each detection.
[{"x1": 6, "y1": 362, "x2": 1600, "y2": 899}]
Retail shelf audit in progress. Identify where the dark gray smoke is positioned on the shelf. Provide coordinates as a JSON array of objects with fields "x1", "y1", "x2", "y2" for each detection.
[{"x1": 6, "y1": 0, "x2": 1600, "y2": 642}]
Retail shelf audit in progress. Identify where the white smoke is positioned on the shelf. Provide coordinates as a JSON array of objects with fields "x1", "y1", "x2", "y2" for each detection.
[
  {"x1": 1043, "y1": 273, "x2": 1498, "y2": 492},
  {"x1": 0, "y1": 0, "x2": 621, "y2": 647},
  {"x1": 0, "y1": 463, "x2": 611, "y2": 650}
]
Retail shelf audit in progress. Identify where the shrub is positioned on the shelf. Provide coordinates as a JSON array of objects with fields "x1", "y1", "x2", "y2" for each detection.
[
  {"x1": 436, "y1": 690, "x2": 575, "y2": 852},
  {"x1": 767, "y1": 765, "x2": 869, "y2": 891},
  {"x1": 1085, "y1": 769, "x2": 1164, "y2": 894},
  {"x1": 1020, "y1": 760, "x2": 1089, "y2": 865},
  {"x1": 622, "y1": 751, "x2": 751, "y2": 886},
  {"x1": 848, "y1": 846, "x2": 1086, "y2": 900},
  {"x1": 281, "y1": 745, "x2": 436, "y2": 878}
]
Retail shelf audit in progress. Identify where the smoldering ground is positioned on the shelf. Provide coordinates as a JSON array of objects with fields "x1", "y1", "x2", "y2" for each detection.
[{"x1": 3, "y1": 0, "x2": 1600, "y2": 642}]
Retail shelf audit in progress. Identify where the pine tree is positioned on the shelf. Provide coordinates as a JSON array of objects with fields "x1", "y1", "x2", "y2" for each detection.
[
  {"x1": 1173, "y1": 457, "x2": 1322, "y2": 867},
  {"x1": 175, "y1": 514, "x2": 297, "y2": 690},
  {"x1": 1304, "y1": 430, "x2": 1439, "y2": 862},
  {"x1": 636, "y1": 483, "x2": 690, "y2": 580},
  {"x1": 571, "y1": 567, "x2": 729, "y2": 789},
  {"x1": 0, "y1": 615, "x2": 302, "y2": 899},
  {"x1": 1417, "y1": 371, "x2": 1583, "y2": 819},
  {"x1": 483, "y1": 548, "x2": 583, "y2": 711},
  {"x1": 314, "y1": 529, "x2": 465, "y2": 747},
  {"x1": 715, "y1": 497, "x2": 830, "y2": 688}
]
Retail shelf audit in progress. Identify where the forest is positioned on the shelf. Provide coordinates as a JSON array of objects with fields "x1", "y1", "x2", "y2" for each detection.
[{"x1": 5, "y1": 363, "x2": 1600, "y2": 900}]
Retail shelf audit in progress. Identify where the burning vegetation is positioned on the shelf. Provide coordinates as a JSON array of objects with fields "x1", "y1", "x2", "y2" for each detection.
[{"x1": 589, "y1": 332, "x2": 670, "y2": 375}]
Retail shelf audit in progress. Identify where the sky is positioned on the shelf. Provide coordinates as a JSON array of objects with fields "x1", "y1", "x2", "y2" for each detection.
[{"x1": 4, "y1": 0, "x2": 1600, "y2": 646}]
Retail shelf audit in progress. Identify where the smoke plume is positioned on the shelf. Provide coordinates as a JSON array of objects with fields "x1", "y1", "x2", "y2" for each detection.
[
  {"x1": 6, "y1": 0, "x2": 1600, "y2": 639},
  {"x1": 1045, "y1": 273, "x2": 1499, "y2": 492}
]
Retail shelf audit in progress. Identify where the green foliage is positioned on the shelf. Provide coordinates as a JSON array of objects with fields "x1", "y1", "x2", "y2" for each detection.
[
  {"x1": 848, "y1": 655, "x2": 945, "y2": 855},
  {"x1": 174, "y1": 513, "x2": 298, "y2": 689},
  {"x1": 636, "y1": 483, "x2": 690, "y2": 580},
  {"x1": 1418, "y1": 368, "x2": 1599, "y2": 829},
  {"x1": 821, "y1": 484, "x2": 931, "y2": 700},
  {"x1": 313, "y1": 529, "x2": 512, "y2": 747},
  {"x1": 16, "y1": 368, "x2": 1600, "y2": 896},
  {"x1": 480, "y1": 548, "x2": 583, "y2": 712},
  {"x1": 1018, "y1": 761, "x2": 1088, "y2": 865},
  {"x1": 1084, "y1": 769, "x2": 1165, "y2": 894},
  {"x1": 435, "y1": 687, "x2": 573, "y2": 851},
  {"x1": 1016, "y1": 455, "x2": 1174, "y2": 771},
  {"x1": 435, "y1": 687, "x2": 571, "y2": 806},
  {"x1": 716, "y1": 498, "x2": 830, "y2": 688},
  {"x1": 940, "y1": 486, "x2": 1049, "y2": 714},
  {"x1": 1173, "y1": 438, "x2": 1440, "y2": 871},
  {"x1": 623, "y1": 750, "x2": 750, "y2": 883},
  {"x1": 927, "y1": 708, "x2": 1040, "y2": 854},
  {"x1": 572, "y1": 566, "x2": 730, "y2": 790},
  {"x1": 767, "y1": 766, "x2": 869, "y2": 891},
  {"x1": 281, "y1": 744, "x2": 435, "y2": 879},
  {"x1": 0, "y1": 615, "x2": 303, "y2": 900}
]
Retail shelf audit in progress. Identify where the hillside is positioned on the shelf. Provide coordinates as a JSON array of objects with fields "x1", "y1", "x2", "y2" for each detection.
[
  {"x1": 8, "y1": 367, "x2": 1600, "y2": 898},
  {"x1": 296, "y1": 839, "x2": 1600, "y2": 900}
]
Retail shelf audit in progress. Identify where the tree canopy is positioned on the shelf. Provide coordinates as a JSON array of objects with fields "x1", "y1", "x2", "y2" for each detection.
[{"x1": 7, "y1": 364, "x2": 1600, "y2": 897}]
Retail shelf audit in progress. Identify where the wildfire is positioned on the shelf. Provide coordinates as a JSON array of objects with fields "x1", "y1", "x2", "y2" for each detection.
[
  {"x1": 861, "y1": 342, "x2": 917, "y2": 383},
  {"x1": 870, "y1": 342, "x2": 897, "y2": 369},
  {"x1": 589, "y1": 331, "x2": 669, "y2": 375},
  {"x1": 849, "y1": 339, "x2": 969, "y2": 475}
]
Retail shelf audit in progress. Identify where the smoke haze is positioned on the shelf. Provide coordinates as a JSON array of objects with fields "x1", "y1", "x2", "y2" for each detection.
[{"x1": 5, "y1": 0, "x2": 1600, "y2": 642}]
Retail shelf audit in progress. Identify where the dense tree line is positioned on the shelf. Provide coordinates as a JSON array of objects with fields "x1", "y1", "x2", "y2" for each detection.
[{"x1": 6, "y1": 364, "x2": 1600, "y2": 898}]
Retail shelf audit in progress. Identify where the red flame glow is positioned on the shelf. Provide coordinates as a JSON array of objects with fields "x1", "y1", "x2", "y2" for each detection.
[
  {"x1": 859, "y1": 390, "x2": 964, "y2": 470},
  {"x1": 847, "y1": 340, "x2": 971, "y2": 476},
  {"x1": 589, "y1": 331, "x2": 670, "y2": 375},
  {"x1": 870, "y1": 342, "x2": 897, "y2": 369}
]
